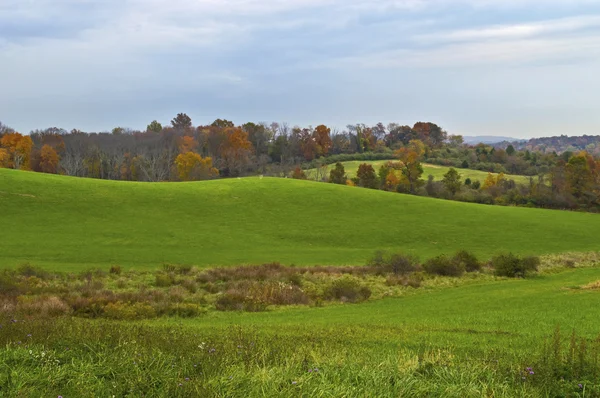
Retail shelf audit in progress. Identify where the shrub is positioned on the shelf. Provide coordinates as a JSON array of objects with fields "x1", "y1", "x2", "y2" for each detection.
[
  {"x1": 215, "y1": 291, "x2": 267, "y2": 312},
  {"x1": 181, "y1": 278, "x2": 198, "y2": 293},
  {"x1": 155, "y1": 272, "x2": 175, "y2": 287},
  {"x1": 17, "y1": 263, "x2": 50, "y2": 280},
  {"x1": 368, "y1": 252, "x2": 419, "y2": 275},
  {"x1": 109, "y1": 265, "x2": 122, "y2": 275},
  {"x1": 16, "y1": 296, "x2": 71, "y2": 317},
  {"x1": 168, "y1": 303, "x2": 205, "y2": 318},
  {"x1": 323, "y1": 277, "x2": 371, "y2": 303},
  {"x1": 452, "y1": 250, "x2": 482, "y2": 272},
  {"x1": 492, "y1": 253, "x2": 539, "y2": 278},
  {"x1": 423, "y1": 255, "x2": 465, "y2": 277},
  {"x1": 176, "y1": 265, "x2": 193, "y2": 275},
  {"x1": 104, "y1": 301, "x2": 156, "y2": 320}
]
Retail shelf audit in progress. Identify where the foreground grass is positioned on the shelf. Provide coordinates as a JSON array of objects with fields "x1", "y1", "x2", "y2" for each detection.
[
  {"x1": 2, "y1": 262, "x2": 600, "y2": 397},
  {"x1": 1, "y1": 169, "x2": 599, "y2": 270},
  {"x1": 306, "y1": 160, "x2": 532, "y2": 185}
]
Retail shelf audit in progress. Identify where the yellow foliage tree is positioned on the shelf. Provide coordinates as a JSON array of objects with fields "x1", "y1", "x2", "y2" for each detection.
[
  {"x1": 175, "y1": 152, "x2": 219, "y2": 181},
  {"x1": 0, "y1": 148, "x2": 9, "y2": 168},
  {"x1": 384, "y1": 170, "x2": 400, "y2": 191},
  {"x1": 482, "y1": 172, "x2": 497, "y2": 189},
  {"x1": 0, "y1": 132, "x2": 33, "y2": 169}
]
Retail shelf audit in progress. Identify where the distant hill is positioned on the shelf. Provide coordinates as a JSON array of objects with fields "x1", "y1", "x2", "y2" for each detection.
[
  {"x1": 496, "y1": 135, "x2": 600, "y2": 154},
  {"x1": 463, "y1": 136, "x2": 525, "y2": 145}
]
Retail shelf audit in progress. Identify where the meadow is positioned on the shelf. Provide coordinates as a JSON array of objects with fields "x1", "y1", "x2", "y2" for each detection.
[
  {"x1": 305, "y1": 160, "x2": 533, "y2": 185},
  {"x1": 2, "y1": 169, "x2": 600, "y2": 397},
  {"x1": 1, "y1": 168, "x2": 597, "y2": 270}
]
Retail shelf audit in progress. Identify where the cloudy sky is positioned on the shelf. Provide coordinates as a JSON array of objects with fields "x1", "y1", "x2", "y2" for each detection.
[{"x1": 1, "y1": 0, "x2": 600, "y2": 137}]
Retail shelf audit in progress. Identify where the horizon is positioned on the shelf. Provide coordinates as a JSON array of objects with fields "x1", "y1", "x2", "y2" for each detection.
[{"x1": 2, "y1": 0, "x2": 600, "y2": 137}]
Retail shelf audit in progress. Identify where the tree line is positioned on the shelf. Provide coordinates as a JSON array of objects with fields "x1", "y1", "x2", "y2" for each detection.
[{"x1": 1, "y1": 115, "x2": 599, "y2": 211}]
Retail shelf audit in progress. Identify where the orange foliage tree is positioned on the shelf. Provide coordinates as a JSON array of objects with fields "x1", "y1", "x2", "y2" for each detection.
[
  {"x1": 175, "y1": 152, "x2": 219, "y2": 181},
  {"x1": 178, "y1": 136, "x2": 198, "y2": 154},
  {"x1": 40, "y1": 145, "x2": 60, "y2": 174},
  {"x1": 220, "y1": 127, "x2": 254, "y2": 176},
  {"x1": 0, "y1": 132, "x2": 33, "y2": 169}
]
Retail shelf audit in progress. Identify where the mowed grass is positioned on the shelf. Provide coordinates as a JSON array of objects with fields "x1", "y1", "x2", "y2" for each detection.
[
  {"x1": 307, "y1": 160, "x2": 532, "y2": 184},
  {"x1": 1, "y1": 168, "x2": 599, "y2": 270}
]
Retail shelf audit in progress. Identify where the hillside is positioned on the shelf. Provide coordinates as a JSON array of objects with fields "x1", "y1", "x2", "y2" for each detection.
[
  {"x1": 1, "y1": 169, "x2": 599, "y2": 270},
  {"x1": 307, "y1": 160, "x2": 532, "y2": 185}
]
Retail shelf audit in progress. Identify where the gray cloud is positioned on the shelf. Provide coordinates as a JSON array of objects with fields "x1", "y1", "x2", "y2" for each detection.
[{"x1": 1, "y1": 0, "x2": 599, "y2": 136}]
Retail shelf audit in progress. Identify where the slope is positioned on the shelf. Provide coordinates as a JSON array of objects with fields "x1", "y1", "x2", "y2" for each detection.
[{"x1": 0, "y1": 169, "x2": 598, "y2": 270}]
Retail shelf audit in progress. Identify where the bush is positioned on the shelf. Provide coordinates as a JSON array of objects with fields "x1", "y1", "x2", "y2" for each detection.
[
  {"x1": 109, "y1": 265, "x2": 122, "y2": 275},
  {"x1": 492, "y1": 253, "x2": 539, "y2": 278},
  {"x1": 155, "y1": 272, "x2": 175, "y2": 287},
  {"x1": 452, "y1": 250, "x2": 482, "y2": 272},
  {"x1": 17, "y1": 263, "x2": 50, "y2": 280},
  {"x1": 368, "y1": 251, "x2": 419, "y2": 275},
  {"x1": 423, "y1": 255, "x2": 465, "y2": 277},
  {"x1": 323, "y1": 277, "x2": 371, "y2": 303},
  {"x1": 167, "y1": 303, "x2": 205, "y2": 318},
  {"x1": 215, "y1": 292, "x2": 267, "y2": 312},
  {"x1": 104, "y1": 301, "x2": 157, "y2": 320}
]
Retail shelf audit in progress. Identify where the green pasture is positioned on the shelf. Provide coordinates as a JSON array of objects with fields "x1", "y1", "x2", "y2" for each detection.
[
  {"x1": 307, "y1": 160, "x2": 532, "y2": 185},
  {"x1": 0, "y1": 168, "x2": 598, "y2": 270}
]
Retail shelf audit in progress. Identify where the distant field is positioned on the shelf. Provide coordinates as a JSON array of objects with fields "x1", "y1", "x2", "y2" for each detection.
[
  {"x1": 1, "y1": 169, "x2": 598, "y2": 270},
  {"x1": 307, "y1": 160, "x2": 532, "y2": 185}
]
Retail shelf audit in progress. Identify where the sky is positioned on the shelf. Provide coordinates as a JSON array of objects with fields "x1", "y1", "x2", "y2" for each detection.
[{"x1": 1, "y1": 0, "x2": 600, "y2": 138}]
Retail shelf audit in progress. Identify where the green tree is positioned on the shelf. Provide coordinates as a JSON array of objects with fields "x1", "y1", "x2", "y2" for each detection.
[
  {"x1": 566, "y1": 153, "x2": 593, "y2": 198},
  {"x1": 356, "y1": 163, "x2": 378, "y2": 189},
  {"x1": 171, "y1": 113, "x2": 192, "y2": 130},
  {"x1": 147, "y1": 120, "x2": 163, "y2": 133},
  {"x1": 506, "y1": 144, "x2": 516, "y2": 156},
  {"x1": 329, "y1": 162, "x2": 347, "y2": 184},
  {"x1": 442, "y1": 168, "x2": 462, "y2": 196}
]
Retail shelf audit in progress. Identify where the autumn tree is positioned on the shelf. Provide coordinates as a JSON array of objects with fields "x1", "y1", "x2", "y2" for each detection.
[
  {"x1": 482, "y1": 173, "x2": 497, "y2": 189},
  {"x1": 329, "y1": 162, "x2": 347, "y2": 184},
  {"x1": 147, "y1": 120, "x2": 163, "y2": 133},
  {"x1": 0, "y1": 132, "x2": 33, "y2": 169},
  {"x1": 313, "y1": 125, "x2": 333, "y2": 157},
  {"x1": 39, "y1": 145, "x2": 60, "y2": 174},
  {"x1": 0, "y1": 148, "x2": 9, "y2": 168},
  {"x1": 220, "y1": 127, "x2": 254, "y2": 176},
  {"x1": 442, "y1": 168, "x2": 462, "y2": 196},
  {"x1": 412, "y1": 122, "x2": 447, "y2": 148},
  {"x1": 356, "y1": 163, "x2": 378, "y2": 189},
  {"x1": 178, "y1": 136, "x2": 198, "y2": 154},
  {"x1": 175, "y1": 152, "x2": 218, "y2": 181},
  {"x1": 171, "y1": 113, "x2": 192, "y2": 131},
  {"x1": 292, "y1": 166, "x2": 307, "y2": 180},
  {"x1": 395, "y1": 140, "x2": 425, "y2": 193}
]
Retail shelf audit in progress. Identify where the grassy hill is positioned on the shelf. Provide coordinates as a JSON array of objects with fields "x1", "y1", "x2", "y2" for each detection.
[
  {"x1": 307, "y1": 160, "x2": 532, "y2": 185},
  {"x1": 1, "y1": 168, "x2": 598, "y2": 270}
]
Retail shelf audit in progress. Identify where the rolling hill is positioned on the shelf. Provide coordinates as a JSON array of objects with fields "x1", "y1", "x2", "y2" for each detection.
[
  {"x1": 306, "y1": 160, "x2": 532, "y2": 185},
  {"x1": 0, "y1": 168, "x2": 598, "y2": 270}
]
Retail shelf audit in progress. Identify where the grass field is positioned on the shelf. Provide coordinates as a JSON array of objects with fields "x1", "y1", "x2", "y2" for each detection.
[
  {"x1": 2, "y1": 169, "x2": 600, "y2": 396},
  {"x1": 306, "y1": 160, "x2": 532, "y2": 185},
  {"x1": 2, "y1": 263, "x2": 600, "y2": 396},
  {"x1": 1, "y1": 168, "x2": 598, "y2": 270}
]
